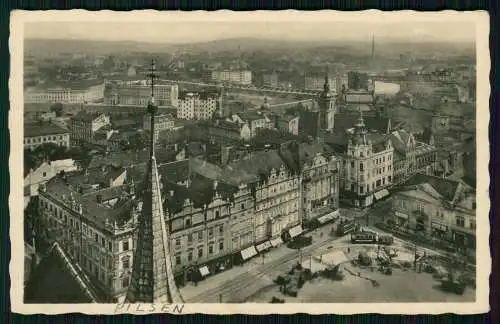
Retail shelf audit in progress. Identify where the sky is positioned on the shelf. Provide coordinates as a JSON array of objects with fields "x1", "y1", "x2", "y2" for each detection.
[{"x1": 24, "y1": 19, "x2": 477, "y2": 45}]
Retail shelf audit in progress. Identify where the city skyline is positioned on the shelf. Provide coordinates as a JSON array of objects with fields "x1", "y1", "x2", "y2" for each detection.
[{"x1": 24, "y1": 20, "x2": 477, "y2": 45}]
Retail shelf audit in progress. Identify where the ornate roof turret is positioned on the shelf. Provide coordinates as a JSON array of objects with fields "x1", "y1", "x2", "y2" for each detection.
[{"x1": 352, "y1": 109, "x2": 368, "y2": 145}]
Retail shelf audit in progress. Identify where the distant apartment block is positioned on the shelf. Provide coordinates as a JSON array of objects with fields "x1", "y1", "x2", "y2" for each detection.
[
  {"x1": 70, "y1": 111, "x2": 110, "y2": 145},
  {"x1": 105, "y1": 83, "x2": 179, "y2": 107},
  {"x1": 263, "y1": 72, "x2": 279, "y2": 88},
  {"x1": 24, "y1": 82, "x2": 105, "y2": 104},
  {"x1": 24, "y1": 122, "x2": 71, "y2": 150},
  {"x1": 143, "y1": 113, "x2": 175, "y2": 141},
  {"x1": 305, "y1": 74, "x2": 347, "y2": 93},
  {"x1": 211, "y1": 70, "x2": 252, "y2": 85},
  {"x1": 177, "y1": 91, "x2": 219, "y2": 121}
]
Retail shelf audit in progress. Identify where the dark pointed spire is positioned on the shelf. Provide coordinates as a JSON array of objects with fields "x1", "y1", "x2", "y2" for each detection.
[
  {"x1": 126, "y1": 59, "x2": 184, "y2": 304},
  {"x1": 323, "y1": 65, "x2": 330, "y2": 94},
  {"x1": 147, "y1": 59, "x2": 159, "y2": 157}
]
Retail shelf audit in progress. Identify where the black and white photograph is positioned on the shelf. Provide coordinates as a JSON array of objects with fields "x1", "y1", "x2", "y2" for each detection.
[{"x1": 10, "y1": 10, "x2": 489, "y2": 314}]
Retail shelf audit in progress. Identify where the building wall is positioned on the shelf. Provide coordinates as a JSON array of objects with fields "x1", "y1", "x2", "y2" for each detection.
[
  {"x1": 301, "y1": 155, "x2": 340, "y2": 221},
  {"x1": 24, "y1": 133, "x2": 71, "y2": 150},
  {"x1": 105, "y1": 84, "x2": 179, "y2": 107},
  {"x1": 177, "y1": 93, "x2": 218, "y2": 120},
  {"x1": 344, "y1": 140, "x2": 394, "y2": 207},
  {"x1": 229, "y1": 185, "x2": 255, "y2": 250},
  {"x1": 25, "y1": 84, "x2": 105, "y2": 104},
  {"x1": 391, "y1": 190, "x2": 476, "y2": 252},
  {"x1": 211, "y1": 70, "x2": 253, "y2": 85},
  {"x1": 143, "y1": 114, "x2": 175, "y2": 141},
  {"x1": 70, "y1": 114, "x2": 110, "y2": 145},
  {"x1": 253, "y1": 167, "x2": 300, "y2": 242},
  {"x1": 38, "y1": 192, "x2": 137, "y2": 301},
  {"x1": 168, "y1": 192, "x2": 232, "y2": 275}
]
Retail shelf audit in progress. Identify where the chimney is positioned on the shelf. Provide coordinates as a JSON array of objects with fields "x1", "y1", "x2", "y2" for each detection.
[
  {"x1": 96, "y1": 194, "x2": 103, "y2": 204},
  {"x1": 170, "y1": 190, "x2": 174, "y2": 197},
  {"x1": 213, "y1": 180, "x2": 218, "y2": 191}
]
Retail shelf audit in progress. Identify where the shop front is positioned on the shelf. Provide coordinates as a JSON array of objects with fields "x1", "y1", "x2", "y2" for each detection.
[
  {"x1": 237, "y1": 245, "x2": 258, "y2": 264},
  {"x1": 255, "y1": 240, "x2": 272, "y2": 253},
  {"x1": 393, "y1": 210, "x2": 409, "y2": 227},
  {"x1": 285, "y1": 224, "x2": 304, "y2": 242},
  {"x1": 431, "y1": 222, "x2": 449, "y2": 239},
  {"x1": 452, "y1": 229, "x2": 476, "y2": 256}
]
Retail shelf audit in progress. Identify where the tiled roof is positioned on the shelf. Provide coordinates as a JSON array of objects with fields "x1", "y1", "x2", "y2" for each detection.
[
  {"x1": 44, "y1": 176, "x2": 136, "y2": 230},
  {"x1": 158, "y1": 159, "x2": 191, "y2": 184},
  {"x1": 66, "y1": 166, "x2": 125, "y2": 188},
  {"x1": 72, "y1": 111, "x2": 103, "y2": 122},
  {"x1": 228, "y1": 150, "x2": 290, "y2": 182},
  {"x1": 403, "y1": 173, "x2": 462, "y2": 203},
  {"x1": 24, "y1": 122, "x2": 69, "y2": 138},
  {"x1": 24, "y1": 242, "x2": 103, "y2": 303}
]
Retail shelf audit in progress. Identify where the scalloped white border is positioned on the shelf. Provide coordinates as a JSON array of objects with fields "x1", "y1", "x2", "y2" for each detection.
[{"x1": 9, "y1": 9, "x2": 491, "y2": 315}]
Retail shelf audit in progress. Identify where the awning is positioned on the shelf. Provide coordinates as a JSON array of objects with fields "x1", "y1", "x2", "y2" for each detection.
[
  {"x1": 240, "y1": 246, "x2": 258, "y2": 261},
  {"x1": 288, "y1": 225, "x2": 303, "y2": 238},
  {"x1": 199, "y1": 266, "x2": 210, "y2": 277},
  {"x1": 318, "y1": 210, "x2": 340, "y2": 224},
  {"x1": 270, "y1": 237, "x2": 283, "y2": 247},
  {"x1": 374, "y1": 189, "x2": 390, "y2": 200},
  {"x1": 431, "y1": 222, "x2": 448, "y2": 231},
  {"x1": 395, "y1": 211, "x2": 409, "y2": 220},
  {"x1": 256, "y1": 241, "x2": 272, "y2": 252}
]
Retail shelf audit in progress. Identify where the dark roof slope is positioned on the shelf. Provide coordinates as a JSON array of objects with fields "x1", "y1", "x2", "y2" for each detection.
[
  {"x1": 404, "y1": 173, "x2": 461, "y2": 203},
  {"x1": 24, "y1": 122, "x2": 69, "y2": 138},
  {"x1": 24, "y1": 243, "x2": 102, "y2": 303}
]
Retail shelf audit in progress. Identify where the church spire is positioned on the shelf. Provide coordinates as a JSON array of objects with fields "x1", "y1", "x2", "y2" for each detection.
[
  {"x1": 323, "y1": 65, "x2": 330, "y2": 94},
  {"x1": 126, "y1": 59, "x2": 184, "y2": 304}
]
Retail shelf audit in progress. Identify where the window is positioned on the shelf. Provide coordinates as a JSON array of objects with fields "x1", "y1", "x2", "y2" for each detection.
[
  {"x1": 187, "y1": 234, "x2": 193, "y2": 243},
  {"x1": 472, "y1": 202, "x2": 476, "y2": 210},
  {"x1": 208, "y1": 228, "x2": 213, "y2": 238},
  {"x1": 215, "y1": 210, "x2": 220, "y2": 218},
  {"x1": 470, "y1": 220, "x2": 476, "y2": 230},
  {"x1": 185, "y1": 218, "x2": 191, "y2": 227},
  {"x1": 219, "y1": 224, "x2": 224, "y2": 235},
  {"x1": 175, "y1": 238, "x2": 181, "y2": 247},
  {"x1": 456, "y1": 216, "x2": 465, "y2": 227},
  {"x1": 175, "y1": 254, "x2": 181, "y2": 265},
  {"x1": 208, "y1": 244, "x2": 214, "y2": 254},
  {"x1": 95, "y1": 234, "x2": 99, "y2": 243},
  {"x1": 359, "y1": 186, "x2": 364, "y2": 194},
  {"x1": 350, "y1": 161, "x2": 355, "y2": 168},
  {"x1": 122, "y1": 258, "x2": 130, "y2": 269},
  {"x1": 108, "y1": 242, "x2": 113, "y2": 252},
  {"x1": 388, "y1": 176, "x2": 392, "y2": 183},
  {"x1": 100, "y1": 237, "x2": 105, "y2": 247},
  {"x1": 219, "y1": 241, "x2": 224, "y2": 251},
  {"x1": 198, "y1": 231, "x2": 203, "y2": 241},
  {"x1": 122, "y1": 277, "x2": 129, "y2": 288},
  {"x1": 42, "y1": 172, "x2": 47, "y2": 177},
  {"x1": 198, "y1": 247, "x2": 203, "y2": 258},
  {"x1": 188, "y1": 251, "x2": 193, "y2": 261},
  {"x1": 359, "y1": 163, "x2": 364, "y2": 172},
  {"x1": 122, "y1": 240, "x2": 130, "y2": 251}
]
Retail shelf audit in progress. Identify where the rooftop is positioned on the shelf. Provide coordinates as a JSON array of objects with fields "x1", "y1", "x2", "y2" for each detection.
[
  {"x1": 43, "y1": 175, "x2": 136, "y2": 231},
  {"x1": 402, "y1": 173, "x2": 474, "y2": 206},
  {"x1": 72, "y1": 111, "x2": 105, "y2": 122},
  {"x1": 24, "y1": 122, "x2": 69, "y2": 138},
  {"x1": 24, "y1": 242, "x2": 103, "y2": 303}
]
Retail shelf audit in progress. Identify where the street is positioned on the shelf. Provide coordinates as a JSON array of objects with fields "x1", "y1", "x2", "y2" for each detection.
[{"x1": 181, "y1": 201, "x2": 475, "y2": 303}]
